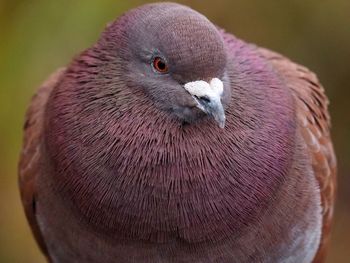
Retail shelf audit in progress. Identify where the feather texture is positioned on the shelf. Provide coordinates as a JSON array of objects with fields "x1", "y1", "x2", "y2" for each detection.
[
  {"x1": 18, "y1": 68, "x2": 65, "y2": 262},
  {"x1": 18, "y1": 3, "x2": 336, "y2": 262},
  {"x1": 257, "y1": 48, "x2": 337, "y2": 263}
]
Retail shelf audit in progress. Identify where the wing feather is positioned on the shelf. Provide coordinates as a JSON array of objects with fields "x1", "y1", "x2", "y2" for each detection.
[
  {"x1": 18, "y1": 68, "x2": 66, "y2": 261},
  {"x1": 258, "y1": 48, "x2": 337, "y2": 263}
]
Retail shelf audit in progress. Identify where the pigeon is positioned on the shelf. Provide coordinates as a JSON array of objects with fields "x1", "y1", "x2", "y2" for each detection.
[{"x1": 18, "y1": 2, "x2": 336, "y2": 263}]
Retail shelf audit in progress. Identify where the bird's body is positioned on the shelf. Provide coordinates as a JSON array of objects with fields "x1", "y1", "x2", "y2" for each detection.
[{"x1": 19, "y1": 3, "x2": 336, "y2": 263}]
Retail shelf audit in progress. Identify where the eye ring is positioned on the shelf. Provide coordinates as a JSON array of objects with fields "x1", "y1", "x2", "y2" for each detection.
[{"x1": 152, "y1": 57, "x2": 169, "y2": 74}]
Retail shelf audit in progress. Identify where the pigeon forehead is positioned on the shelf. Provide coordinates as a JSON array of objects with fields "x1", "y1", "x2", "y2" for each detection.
[
  {"x1": 154, "y1": 15, "x2": 225, "y2": 64},
  {"x1": 159, "y1": 18, "x2": 226, "y2": 79},
  {"x1": 116, "y1": 3, "x2": 227, "y2": 79}
]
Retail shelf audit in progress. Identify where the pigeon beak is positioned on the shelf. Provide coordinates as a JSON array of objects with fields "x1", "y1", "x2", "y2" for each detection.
[{"x1": 184, "y1": 78, "x2": 226, "y2": 128}]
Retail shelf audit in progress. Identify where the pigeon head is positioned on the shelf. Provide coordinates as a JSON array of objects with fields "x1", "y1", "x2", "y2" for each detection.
[{"x1": 99, "y1": 3, "x2": 230, "y2": 127}]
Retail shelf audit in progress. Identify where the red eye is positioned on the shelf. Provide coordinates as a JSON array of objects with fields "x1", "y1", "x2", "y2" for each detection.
[{"x1": 152, "y1": 57, "x2": 169, "y2": 73}]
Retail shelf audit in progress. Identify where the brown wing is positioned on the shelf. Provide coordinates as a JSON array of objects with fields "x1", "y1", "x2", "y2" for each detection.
[
  {"x1": 258, "y1": 48, "x2": 337, "y2": 263},
  {"x1": 18, "y1": 68, "x2": 66, "y2": 261}
]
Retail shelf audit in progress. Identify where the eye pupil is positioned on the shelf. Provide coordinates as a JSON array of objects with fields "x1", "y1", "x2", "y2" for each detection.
[
  {"x1": 153, "y1": 57, "x2": 168, "y2": 73},
  {"x1": 157, "y1": 61, "x2": 166, "y2": 70}
]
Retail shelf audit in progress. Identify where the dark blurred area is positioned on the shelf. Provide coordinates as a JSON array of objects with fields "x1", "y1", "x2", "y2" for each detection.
[{"x1": 0, "y1": 0, "x2": 349, "y2": 262}]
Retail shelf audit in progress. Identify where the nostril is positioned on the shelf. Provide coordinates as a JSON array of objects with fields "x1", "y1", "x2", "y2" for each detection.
[{"x1": 196, "y1": 95, "x2": 211, "y2": 103}]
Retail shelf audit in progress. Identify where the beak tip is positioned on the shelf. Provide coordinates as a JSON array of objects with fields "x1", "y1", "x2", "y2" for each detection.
[
  {"x1": 209, "y1": 105, "x2": 226, "y2": 129},
  {"x1": 214, "y1": 113, "x2": 226, "y2": 128},
  {"x1": 218, "y1": 118, "x2": 225, "y2": 129}
]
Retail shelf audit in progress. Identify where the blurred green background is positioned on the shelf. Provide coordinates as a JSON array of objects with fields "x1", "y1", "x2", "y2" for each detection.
[{"x1": 0, "y1": 0, "x2": 349, "y2": 262}]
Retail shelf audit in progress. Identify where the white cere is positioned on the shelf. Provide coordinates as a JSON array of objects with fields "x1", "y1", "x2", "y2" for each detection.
[{"x1": 184, "y1": 78, "x2": 224, "y2": 101}]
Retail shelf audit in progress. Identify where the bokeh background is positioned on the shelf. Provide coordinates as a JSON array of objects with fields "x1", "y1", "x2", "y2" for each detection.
[{"x1": 0, "y1": 0, "x2": 349, "y2": 262}]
